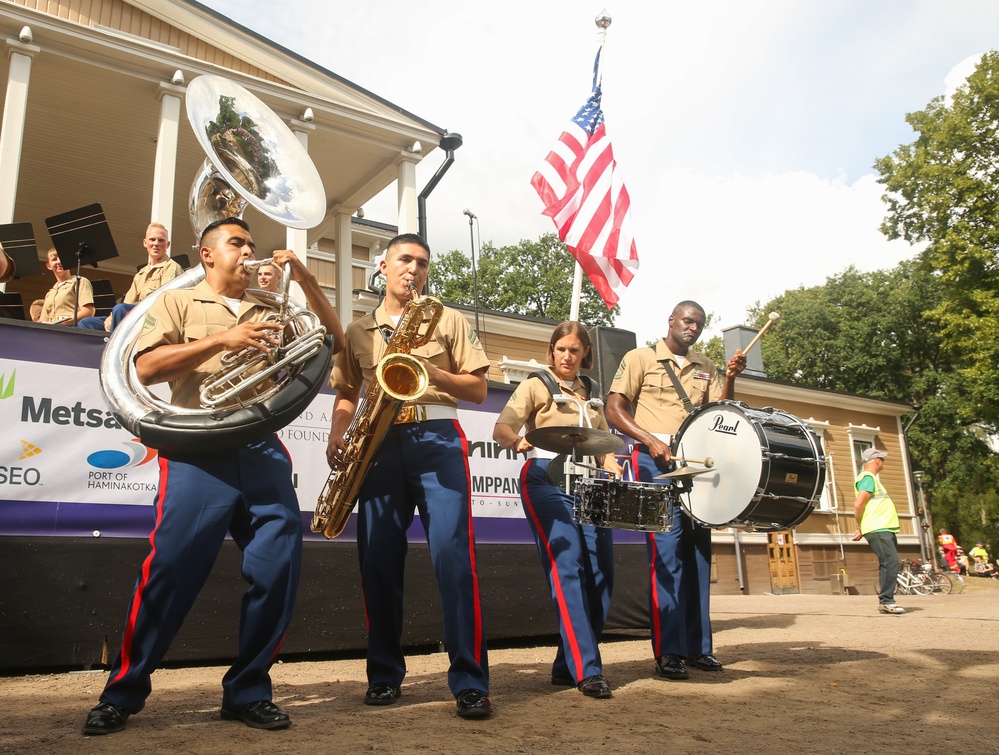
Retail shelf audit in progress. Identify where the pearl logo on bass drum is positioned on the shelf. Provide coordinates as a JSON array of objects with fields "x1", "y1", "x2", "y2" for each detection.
[{"x1": 709, "y1": 414, "x2": 740, "y2": 435}]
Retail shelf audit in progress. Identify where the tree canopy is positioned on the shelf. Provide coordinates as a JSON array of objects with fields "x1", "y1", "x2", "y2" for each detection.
[
  {"x1": 752, "y1": 257, "x2": 998, "y2": 549},
  {"x1": 875, "y1": 50, "x2": 999, "y2": 431},
  {"x1": 429, "y1": 233, "x2": 619, "y2": 328}
]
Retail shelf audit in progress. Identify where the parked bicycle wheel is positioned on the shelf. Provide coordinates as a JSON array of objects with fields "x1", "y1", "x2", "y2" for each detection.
[{"x1": 924, "y1": 572, "x2": 953, "y2": 594}]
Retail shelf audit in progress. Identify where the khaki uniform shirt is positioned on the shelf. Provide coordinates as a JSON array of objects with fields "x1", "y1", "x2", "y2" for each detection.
[
  {"x1": 135, "y1": 279, "x2": 275, "y2": 409},
  {"x1": 124, "y1": 258, "x2": 184, "y2": 304},
  {"x1": 331, "y1": 301, "x2": 489, "y2": 408},
  {"x1": 496, "y1": 367, "x2": 609, "y2": 435},
  {"x1": 608, "y1": 340, "x2": 723, "y2": 437},
  {"x1": 41, "y1": 276, "x2": 94, "y2": 323}
]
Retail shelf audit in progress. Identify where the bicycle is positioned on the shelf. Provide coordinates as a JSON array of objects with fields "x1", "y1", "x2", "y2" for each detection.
[
  {"x1": 877, "y1": 559, "x2": 933, "y2": 595},
  {"x1": 921, "y1": 569, "x2": 954, "y2": 594},
  {"x1": 912, "y1": 559, "x2": 964, "y2": 594}
]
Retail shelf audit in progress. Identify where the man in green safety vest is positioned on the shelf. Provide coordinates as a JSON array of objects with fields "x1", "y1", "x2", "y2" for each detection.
[{"x1": 853, "y1": 448, "x2": 905, "y2": 614}]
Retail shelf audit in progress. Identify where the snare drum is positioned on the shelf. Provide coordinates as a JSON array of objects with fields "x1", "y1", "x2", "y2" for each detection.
[
  {"x1": 573, "y1": 478, "x2": 673, "y2": 532},
  {"x1": 671, "y1": 400, "x2": 824, "y2": 531}
]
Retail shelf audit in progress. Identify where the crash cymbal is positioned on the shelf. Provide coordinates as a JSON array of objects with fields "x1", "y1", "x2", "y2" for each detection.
[
  {"x1": 525, "y1": 425, "x2": 624, "y2": 455},
  {"x1": 655, "y1": 465, "x2": 717, "y2": 479}
]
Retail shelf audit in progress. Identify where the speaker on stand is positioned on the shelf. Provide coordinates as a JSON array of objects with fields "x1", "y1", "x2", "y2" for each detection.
[{"x1": 582, "y1": 326, "x2": 637, "y2": 399}]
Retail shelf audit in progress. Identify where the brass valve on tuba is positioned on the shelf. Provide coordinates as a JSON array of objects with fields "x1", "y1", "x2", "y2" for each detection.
[
  {"x1": 312, "y1": 285, "x2": 444, "y2": 539},
  {"x1": 198, "y1": 258, "x2": 327, "y2": 411}
]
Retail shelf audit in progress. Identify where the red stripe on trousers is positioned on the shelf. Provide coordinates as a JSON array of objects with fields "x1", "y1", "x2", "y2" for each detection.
[
  {"x1": 520, "y1": 461, "x2": 585, "y2": 680},
  {"x1": 110, "y1": 455, "x2": 169, "y2": 685}
]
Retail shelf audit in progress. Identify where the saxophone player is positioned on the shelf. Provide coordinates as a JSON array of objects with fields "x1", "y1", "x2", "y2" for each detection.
[{"x1": 326, "y1": 233, "x2": 493, "y2": 719}]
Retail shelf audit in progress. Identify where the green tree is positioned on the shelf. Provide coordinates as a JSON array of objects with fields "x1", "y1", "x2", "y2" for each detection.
[
  {"x1": 875, "y1": 51, "x2": 999, "y2": 431},
  {"x1": 430, "y1": 233, "x2": 618, "y2": 328},
  {"x1": 752, "y1": 262, "x2": 999, "y2": 544}
]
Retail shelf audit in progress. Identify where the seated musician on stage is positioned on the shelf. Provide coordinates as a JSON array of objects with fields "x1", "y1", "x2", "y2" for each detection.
[
  {"x1": 78, "y1": 223, "x2": 183, "y2": 332},
  {"x1": 39, "y1": 247, "x2": 94, "y2": 325},
  {"x1": 82, "y1": 217, "x2": 343, "y2": 737},
  {"x1": 254, "y1": 259, "x2": 281, "y2": 292},
  {"x1": 605, "y1": 300, "x2": 745, "y2": 681},
  {"x1": 493, "y1": 321, "x2": 623, "y2": 700}
]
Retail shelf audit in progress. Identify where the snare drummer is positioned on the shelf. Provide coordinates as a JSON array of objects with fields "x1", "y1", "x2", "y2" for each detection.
[
  {"x1": 493, "y1": 321, "x2": 623, "y2": 699},
  {"x1": 605, "y1": 301, "x2": 745, "y2": 680}
]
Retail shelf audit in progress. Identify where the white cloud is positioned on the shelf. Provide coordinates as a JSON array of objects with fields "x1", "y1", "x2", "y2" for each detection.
[
  {"x1": 945, "y1": 53, "x2": 983, "y2": 103},
  {"x1": 614, "y1": 169, "x2": 914, "y2": 344},
  {"x1": 198, "y1": 0, "x2": 999, "y2": 349}
]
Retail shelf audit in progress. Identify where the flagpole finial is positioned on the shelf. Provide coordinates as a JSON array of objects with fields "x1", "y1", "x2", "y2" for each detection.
[{"x1": 595, "y1": 10, "x2": 611, "y2": 47}]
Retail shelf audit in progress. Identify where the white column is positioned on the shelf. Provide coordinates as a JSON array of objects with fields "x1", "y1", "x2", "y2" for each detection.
[
  {"x1": 286, "y1": 120, "x2": 317, "y2": 255},
  {"x1": 396, "y1": 153, "x2": 419, "y2": 234},
  {"x1": 287, "y1": 119, "x2": 318, "y2": 303},
  {"x1": 150, "y1": 83, "x2": 184, "y2": 237},
  {"x1": 334, "y1": 209, "x2": 353, "y2": 327},
  {"x1": 0, "y1": 38, "x2": 39, "y2": 224}
]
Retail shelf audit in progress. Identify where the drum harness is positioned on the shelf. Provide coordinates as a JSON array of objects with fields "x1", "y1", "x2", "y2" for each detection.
[
  {"x1": 527, "y1": 370, "x2": 606, "y2": 493},
  {"x1": 649, "y1": 351, "x2": 700, "y2": 496}
]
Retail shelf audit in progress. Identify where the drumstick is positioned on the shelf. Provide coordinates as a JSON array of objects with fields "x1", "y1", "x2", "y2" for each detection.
[{"x1": 741, "y1": 312, "x2": 780, "y2": 355}]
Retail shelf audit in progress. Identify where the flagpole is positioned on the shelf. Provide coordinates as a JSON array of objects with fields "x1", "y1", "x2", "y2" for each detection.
[
  {"x1": 569, "y1": 11, "x2": 612, "y2": 323},
  {"x1": 569, "y1": 263, "x2": 583, "y2": 321}
]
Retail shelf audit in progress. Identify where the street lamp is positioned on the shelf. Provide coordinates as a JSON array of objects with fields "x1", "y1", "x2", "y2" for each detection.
[{"x1": 462, "y1": 208, "x2": 483, "y2": 347}]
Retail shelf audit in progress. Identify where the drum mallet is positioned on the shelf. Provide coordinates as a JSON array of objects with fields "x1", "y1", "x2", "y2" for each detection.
[
  {"x1": 679, "y1": 456, "x2": 715, "y2": 468},
  {"x1": 741, "y1": 312, "x2": 780, "y2": 355}
]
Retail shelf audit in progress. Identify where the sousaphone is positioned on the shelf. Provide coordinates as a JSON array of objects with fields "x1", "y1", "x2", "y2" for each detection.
[{"x1": 100, "y1": 75, "x2": 332, "y2": 454}]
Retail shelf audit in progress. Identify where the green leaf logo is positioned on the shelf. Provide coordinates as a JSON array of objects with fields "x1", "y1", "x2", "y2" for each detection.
[{"x1": 0, "y1": 370, "x2": 14, "y2": 400}]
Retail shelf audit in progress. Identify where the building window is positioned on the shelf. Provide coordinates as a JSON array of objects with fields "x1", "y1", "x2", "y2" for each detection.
[
  {"x1": 846, "y1": 423, "x2": 880, "y2": 477},
  {"x1": 804, "y1": 418, "x2": 831, "y2": 511}
]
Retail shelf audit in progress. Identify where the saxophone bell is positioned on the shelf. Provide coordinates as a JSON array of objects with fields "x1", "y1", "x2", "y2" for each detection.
[{"x1": 312, "y1": 292, "x2": 444, "y2": 539}]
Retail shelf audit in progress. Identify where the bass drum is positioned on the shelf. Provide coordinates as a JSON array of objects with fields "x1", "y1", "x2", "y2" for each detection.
[{"x1": 671, "y1": 400, "x2": 825, "y2": 531}]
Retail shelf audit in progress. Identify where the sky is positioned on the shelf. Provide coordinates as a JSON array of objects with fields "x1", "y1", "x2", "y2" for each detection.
[{"x1": 198, "y1": 0, "x2": 999, "y2": 344}]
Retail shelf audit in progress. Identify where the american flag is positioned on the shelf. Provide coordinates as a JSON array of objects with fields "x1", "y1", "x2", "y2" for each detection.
[{"x1": 531, "y1": 52, "x2": 639, "y2": 310}]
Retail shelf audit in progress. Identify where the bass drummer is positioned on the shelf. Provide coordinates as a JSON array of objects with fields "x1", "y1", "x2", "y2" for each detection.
[
  {"x1": 605, "y1": 301, "x2": 745, "y2": 681},
  {"x1": 493, "y1": 321, "x2": 623, "y2": 699}
]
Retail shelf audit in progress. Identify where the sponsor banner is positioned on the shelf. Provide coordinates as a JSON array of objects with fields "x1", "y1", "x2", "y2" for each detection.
[{"x1": 3, "y1": 323, "x2": 647, "y2": 543}]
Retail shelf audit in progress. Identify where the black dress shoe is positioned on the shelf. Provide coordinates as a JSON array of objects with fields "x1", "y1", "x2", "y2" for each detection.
[
  {"x1": 692, "y1": 653, "x2": 723, "y2": 671},
  {"x1": 654, "y1": 654, "x2": 689, "y2": 680},
  {"x1": 577, "y1": 675, "x2": 612, "y2": 699},
  {"x1": 550, "y1": 675, "x2": 575, "y2": 687},
  {"x1": 220, "y1": 700, "x2": 291, "y2": 730},
  {"x1": 455, "y1": 688, "x2": 492, "y2": 719},
  {"x1": 83, "y1": 702, "x2": 135, "y2": 736},
  {"x1": 364, "y1": 683, "x2": 401, "y2": 706}
]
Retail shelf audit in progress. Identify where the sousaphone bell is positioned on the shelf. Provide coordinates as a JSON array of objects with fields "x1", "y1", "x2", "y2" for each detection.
[{"x1": 99, "y1": 75, "x2": 332, "y2": 454}]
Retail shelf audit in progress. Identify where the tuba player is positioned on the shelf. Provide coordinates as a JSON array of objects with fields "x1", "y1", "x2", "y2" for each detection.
[{"x1": 82, "y1": 218, "x2": 343, "y2": 735}]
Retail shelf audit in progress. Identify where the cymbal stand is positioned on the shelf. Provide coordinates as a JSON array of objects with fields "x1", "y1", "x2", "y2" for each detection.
[{"x1": 550, "y1": 393, "x2": 612, "y2": 494}]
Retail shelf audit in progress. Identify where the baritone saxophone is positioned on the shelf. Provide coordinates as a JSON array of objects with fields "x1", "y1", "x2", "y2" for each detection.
[{"x1": 311, "y1": 286, "x2": 444, "y2": 538}]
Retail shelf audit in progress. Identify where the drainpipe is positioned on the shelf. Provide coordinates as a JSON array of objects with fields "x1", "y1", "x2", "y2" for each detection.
[{"x1": 417, "y1": 131, "x2": 463, "y2": 244}]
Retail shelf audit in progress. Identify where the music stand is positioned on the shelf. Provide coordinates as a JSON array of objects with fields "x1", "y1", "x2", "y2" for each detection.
[
  {"x1": 45, "y1": 204, "x2": 119, "y2": 326},
  {"x1": 0, "y1": 222, "x2": 41, "y2": 279}
]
